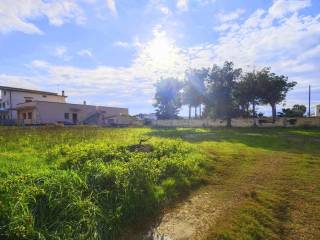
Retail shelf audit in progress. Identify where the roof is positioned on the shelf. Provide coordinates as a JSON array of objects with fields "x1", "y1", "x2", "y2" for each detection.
[
  {"x1": 0, "y1": 86, "x2": 65, "y2": 97},
  {"x1": 16, "y1": 100, "x2": 128, "y2": 111}
]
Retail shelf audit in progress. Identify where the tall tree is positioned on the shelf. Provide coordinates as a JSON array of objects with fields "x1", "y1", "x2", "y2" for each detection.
[
  {"x1": 235, "y1": 71, "x2": 260, "y2": 118},
  {"x1": 182, "y1": 68, "x2": 208, "y2": 119},
  {"x1": 153, "y1": 78, "x2": 183, "y2": 119},
  {"x1": 257, "y1": 68, "x2": 296, "y2": 122},
  {"x1": 206, "y1": 61, "x2": 242, "y2": 127}
]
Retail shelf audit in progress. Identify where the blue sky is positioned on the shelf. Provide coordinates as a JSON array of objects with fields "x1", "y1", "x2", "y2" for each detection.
[{"x1": 0, "y1": 0, "x2": 319, "y2": 115}]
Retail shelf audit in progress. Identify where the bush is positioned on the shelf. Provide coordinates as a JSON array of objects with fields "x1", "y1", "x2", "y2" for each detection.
[{"x1": 0, "y1": 139, "x2": 204, "y2": 239}]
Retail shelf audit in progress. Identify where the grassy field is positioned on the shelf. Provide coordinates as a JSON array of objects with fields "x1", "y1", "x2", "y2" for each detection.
[{"x1": 0, "y1": 126, "x2": 320, "y2": 240}]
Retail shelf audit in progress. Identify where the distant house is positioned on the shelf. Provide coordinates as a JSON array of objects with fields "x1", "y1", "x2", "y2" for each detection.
[
  {"x1": 104, "y1": 115, "x2": 141, "y2": 127},
  {"x1": 135, "y1": 113, "x2": 157, "y2": 121},
  {"x1": 0, "y1": 86, "x2": 128, "y2": 125},
  {"x1": 316, "y1": 105, "x2": 320, "y2": 117}
]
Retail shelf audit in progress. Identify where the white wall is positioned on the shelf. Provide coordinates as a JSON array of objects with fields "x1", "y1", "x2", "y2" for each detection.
[
  {"x1": 33, "y1": 102, "x2": 128, "y2": 124},
  {"x1": 152, "y1": 117, "x2": 320, "y2": 128},
  {"x1": 316, "y1": 105, "x2": 320, "y2": 117},
  {"x1": 0, "y1": 89, "x2": 65, "y2": 120}
]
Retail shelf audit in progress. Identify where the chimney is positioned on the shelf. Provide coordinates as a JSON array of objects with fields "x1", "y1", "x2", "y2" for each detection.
[
  {"x1": 62, "y1": 90, "x2": 65, "y2": 96},
  {"x1": 83, "y1": 100, "x2": 86, "y2": 105}
]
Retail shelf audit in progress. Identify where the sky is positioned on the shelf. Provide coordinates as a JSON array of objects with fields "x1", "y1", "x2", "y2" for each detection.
[{"x1": 0, "y1": 0, "x2": 319, "y2": 115}]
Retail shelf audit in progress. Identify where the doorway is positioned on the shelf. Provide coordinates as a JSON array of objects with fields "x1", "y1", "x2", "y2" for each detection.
[{"x1": 72, "y1": 113, "x2": 78, "y2": 124}]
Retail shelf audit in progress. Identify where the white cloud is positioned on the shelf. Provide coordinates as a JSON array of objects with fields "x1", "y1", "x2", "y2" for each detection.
[
  {"x1": 268, "y1": 0, "x2": 311, "y2": 19},
  {"x1": 176, "y1": 0, "x2": 188, "y2": 12},
  {"x1": 1, "y1": 0, "x2": 319, "y2": 112},
  {"x1": 214, "y1": 23, "x2": 239, "y2": 32},
  {"x1": 77, "y1": 49, "x2": 93, "y2": 57},
  {"x1": 0, "y1": 74, "x2": 42, "y2": 89},
  {"x1": 0, "y1": 0, "x2": 85, "y2": 34},
  {"x1": 106, "y1": 0, "x2": 117, "y2": 16},
  {"x1": 31, "y1": 60, "x2": 49, "y2": 68},
  {"x1": 114, "y1": 41, "x2": 130, "y2": 48},
  {"x1": 159, "y1": 6, "x2": 170, "y2": 15},
  {"x1": 54, "y1": 46, "x2": 67, "y2": 57},
  {"x1": 52, "y1": 46, "x2": 73, "y2": 61},
  {"x1": 216, "y1": 9, "x2": 245, "y2": 22}
]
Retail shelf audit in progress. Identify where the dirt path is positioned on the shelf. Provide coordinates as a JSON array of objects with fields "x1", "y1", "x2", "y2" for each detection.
[{"x1": 146, "y1": 151, "x2": 285, "y2": 240}]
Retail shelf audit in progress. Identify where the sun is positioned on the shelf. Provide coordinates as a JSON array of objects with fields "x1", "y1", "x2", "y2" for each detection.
[
  {"x1": 148, "y1": 36, "x2": 172, "y2": 64},
  {"x1": 143, "y1": 30, "x2": 181, "y2": 70}
]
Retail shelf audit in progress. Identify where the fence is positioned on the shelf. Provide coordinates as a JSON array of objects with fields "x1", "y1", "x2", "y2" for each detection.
[{"x1": 151, "y1": 117, "x2": 320, "y2": 128}]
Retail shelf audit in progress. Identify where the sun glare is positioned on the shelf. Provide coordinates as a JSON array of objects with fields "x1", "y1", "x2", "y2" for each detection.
[
  {"x1": 148, "y1": 36, "x2": 172, "y2": 64},
  {"x1": 142, "y1": 30, "x2": 183, "y2": 72}
]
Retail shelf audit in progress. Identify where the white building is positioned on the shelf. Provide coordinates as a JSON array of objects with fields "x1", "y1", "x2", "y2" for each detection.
[
  {"x1": 316, "y1": 105, "x2": 320, "y2": 117},
  {"x1": 135, "y1": 113, "x2": 157, "y2": 121},
  {"x1": 0, "y1": 86, "x2": 128, "y2": 125},
  {"x1": 0, "y1": 86, "x2": 66, "y2": 122}
]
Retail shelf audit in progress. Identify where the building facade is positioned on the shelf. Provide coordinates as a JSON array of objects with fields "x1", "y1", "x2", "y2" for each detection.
[
  {"x1": 316, "y1": 105, "x2": 320, "y2": 117},
  {"x1": 0, "y1": 86, "x2": 66, "y2": 122},
  {"x1": 0, "y1": 86, "x2": 128, "y2": 126}
]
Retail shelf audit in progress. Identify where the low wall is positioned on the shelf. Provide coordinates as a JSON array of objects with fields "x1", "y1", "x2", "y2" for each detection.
[{"x1": 152, "y1": 117, "x2": 320, "y2": 128}]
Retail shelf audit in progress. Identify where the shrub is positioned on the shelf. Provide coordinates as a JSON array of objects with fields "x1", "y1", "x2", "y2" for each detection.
[{"x1": 0, "y1": 137, "x2": 204, "y2": 239}]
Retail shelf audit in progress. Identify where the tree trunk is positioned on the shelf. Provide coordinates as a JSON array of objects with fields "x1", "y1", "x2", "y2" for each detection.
[
  {"x1": 188, "y1": 105, "x2": 191, "y2": 120},
  {"x1": 226, "y1": 117, "x2": 232, "y2": 128},
  {"x1": 252, "y1": 101, "x2": 257, "y2": 127},
  {"x1": 271, "y1": 103, "x2": 276, "y2": 123},
  {"x1": 199, "y1": 104, "x2": 202, "y2": 118},
  {"x1": 195, "y1": 106, "x2": 197, "y2": 119}
]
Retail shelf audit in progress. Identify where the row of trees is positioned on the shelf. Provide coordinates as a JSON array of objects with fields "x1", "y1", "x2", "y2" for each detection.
[{"x1": 154, "y1": 61, "x2": 297, "y2": 126}]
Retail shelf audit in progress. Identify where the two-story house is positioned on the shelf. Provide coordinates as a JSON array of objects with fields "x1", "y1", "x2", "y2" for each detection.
[
  {"x1": 0, "y1": 86, "x2": 66, "y2": 123},
  {"x1": 0, "y1": 86, "x2": 128, "y2": 125}
]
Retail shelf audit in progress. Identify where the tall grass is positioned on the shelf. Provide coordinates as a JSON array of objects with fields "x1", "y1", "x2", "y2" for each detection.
[{"x1": 0, "y1": 127, "x2": 204, "y2": 239}]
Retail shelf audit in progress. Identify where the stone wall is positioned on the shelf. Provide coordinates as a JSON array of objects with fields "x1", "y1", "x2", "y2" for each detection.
[{"x1": 152, "y1": 117, "x2": 320, "y2": 128}]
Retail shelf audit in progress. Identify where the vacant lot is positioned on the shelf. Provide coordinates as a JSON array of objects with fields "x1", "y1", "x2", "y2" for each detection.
[{"x1": 1, "y1": 127, "x2": 320, "y2": 240}]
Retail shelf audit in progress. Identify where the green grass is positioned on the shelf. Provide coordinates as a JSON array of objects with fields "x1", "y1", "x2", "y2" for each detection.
[
  {"x1": 148, "y1": 127, "x2": 320, "y2": 239},
  {"x1": 1, "y1": 126, "x2": 320, "y2": 239},
  {"x1": 0, "y1": 126, "x2": 205, "y2": 239}
]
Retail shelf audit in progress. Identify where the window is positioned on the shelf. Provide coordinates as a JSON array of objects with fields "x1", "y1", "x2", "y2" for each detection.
[
  {"x1": 23, "y1": 113, "x2": 27, "y2": 120},
  {"x1": 3, "y1": 91, "x2": 6, "y2": 96},
  {"x1": 64, "y1": 113, "x2": 69, "y2": 120},
  {"x1": 28, "y1": 112, "x2": 32, "y2": 119},
  {"x1": 24, "y1": 97, "x2": 33, "y2": 103},
  {"x1": 2, "y1": 102, "x2": 5, "y2": 108}
]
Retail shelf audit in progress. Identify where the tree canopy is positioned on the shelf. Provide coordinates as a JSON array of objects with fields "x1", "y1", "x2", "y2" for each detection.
[
  {"x1": 182, "y1": 68, "x2": 208, "y2": 119},
  {"x1": 257, "y1": 68, "x2": 297, "y2": 122},
  {"x1": 153, "y1": 78, "x2": 183, "y2": 119},
  {"x1": 206, "y1": 61, "x2": 242, "y2": 127},
  {"x1": 279, "y1": 104, "x2": 306, "y2": 117},
  {"x1": 153, "y1": 62, "x2": 297, "y2": 126}
]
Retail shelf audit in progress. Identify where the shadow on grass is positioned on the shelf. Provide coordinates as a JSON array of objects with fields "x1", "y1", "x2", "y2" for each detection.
[{"x1": 146, "y1": 127, "x2": 320, "y2": 154}]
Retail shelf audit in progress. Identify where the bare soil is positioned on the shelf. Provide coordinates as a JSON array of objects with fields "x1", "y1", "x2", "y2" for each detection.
[{"x1": 146, "y1": 151, "x2": 285, "y2": 240}]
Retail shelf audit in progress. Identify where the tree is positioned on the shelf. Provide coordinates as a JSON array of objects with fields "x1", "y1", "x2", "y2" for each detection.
[
  {"x1": 257, "y1": 68, "x2": 297, "y2": 122},
  {"x1": 182, "y1": 68, "x2": 208, "y2": 119},
  {"x1": 206, "y1": 61, "x2": 242, "y2": 127},
  {"x1": 235, "y1": 71, "x2": 260, "y2": 118},
  {"x1": 153, "y1": 78, "x2": 183, "y2": 119},
  {"x1": 279, "y1": 104, "x2": 306, "y2": 117}
]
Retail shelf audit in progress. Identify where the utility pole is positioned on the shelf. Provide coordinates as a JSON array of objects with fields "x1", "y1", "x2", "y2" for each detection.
[{"x1": 308, "y1": 85, "x2": 311, "y2": 117}]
